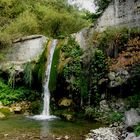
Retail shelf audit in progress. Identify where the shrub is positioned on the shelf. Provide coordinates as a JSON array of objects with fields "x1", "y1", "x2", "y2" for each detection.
[
  {"x1": 84, "y1": 106, "x2": 100, "y2": 119},
  {"x1": 108, "y1": 111, "x2": 123, "y2": 123},
  {"x1": 134, "y1": 122, "x2": 140, "y2": 136}
]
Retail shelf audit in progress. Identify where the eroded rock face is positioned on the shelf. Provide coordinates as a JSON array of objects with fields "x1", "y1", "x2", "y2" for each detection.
[
  {"x1": 95, "y1": 0, "x2": 140, "y2": 32},
  {"x1": 125, "y1": 108, "x2": 140, "y2": 128},
  {"x1": 0, "y1": 35, "x2": 47, "y2": 73}
]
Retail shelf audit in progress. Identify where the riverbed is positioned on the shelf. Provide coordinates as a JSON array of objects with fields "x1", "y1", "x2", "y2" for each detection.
[{"x1": 0, "y1": 115, "x2": 101, "y2": 140}]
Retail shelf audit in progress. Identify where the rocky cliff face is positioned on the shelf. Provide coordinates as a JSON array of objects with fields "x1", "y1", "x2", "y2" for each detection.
[
  {"x1": 0, "y1": 35, "x2": 47, "y2": 72},
  {"x1": 95, "y1": 0, "x2": 140, "y2": 31}
]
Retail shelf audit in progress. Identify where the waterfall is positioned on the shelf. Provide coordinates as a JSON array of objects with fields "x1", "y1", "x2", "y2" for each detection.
[
  {"x1": 42, "y1": 39, "x2": 57, "y2": 116},
  {"x1": 30, "y1": 40, "x2": 58, "y2": 120}
]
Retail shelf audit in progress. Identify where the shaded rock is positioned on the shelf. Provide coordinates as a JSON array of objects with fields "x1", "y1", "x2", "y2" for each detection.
[
  {"x1": 100, "y1": 100, "x2": 110, "y2": 112},
  {"x1": 62, "y1": 114, "x2": 74, "y2": 121},
  {"x1": 125, "y1": 108, "x2": 140, "y2": 128},
  {"x1": 12, "y1": 106, "x2": 22, "y2": 114},
  {"x1": 0, "y1": 112, "x2": 5, "y2": 119}
]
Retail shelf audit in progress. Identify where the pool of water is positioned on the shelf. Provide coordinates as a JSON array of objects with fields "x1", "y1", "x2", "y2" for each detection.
[{"x1": 0, "y1": 115, "x2": 101, "y2": 140}]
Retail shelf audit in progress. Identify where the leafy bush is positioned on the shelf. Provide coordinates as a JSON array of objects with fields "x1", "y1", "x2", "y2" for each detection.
[
  {"x1": 108, "y1": 111, "x2": 123, "y2": 123},
  {"x1": 134, "y1": 122, "x2": 140, "y2": 136},
  {"x1": 84, "y1": 106, "x2": 100, "y2": 119},
  {"x1": 29, "y1": 100, "x2": 42, "y2": 114},
  {"x1": 0, "y1": 0, "x2": 88, "y2": 47},
  {"x1": 126, "y1": 94, "x2": 140, "y2": 109},
  {"x1": 0, "y1": 78, "x2": 40, "y2": 105}
]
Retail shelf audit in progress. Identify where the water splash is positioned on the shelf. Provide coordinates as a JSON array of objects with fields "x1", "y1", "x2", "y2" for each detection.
[{"x1": 30, "y1": 40, "x2": 58, "y2": 120}]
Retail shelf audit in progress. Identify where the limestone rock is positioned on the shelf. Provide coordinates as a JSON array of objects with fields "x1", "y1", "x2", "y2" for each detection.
[{"x1": 125, "y1": 108, "x2": 140, "y2": 128}]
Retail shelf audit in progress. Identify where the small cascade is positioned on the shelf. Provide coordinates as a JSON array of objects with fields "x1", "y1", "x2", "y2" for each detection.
[{"x1": 30, "y1": 39, "x2": 58, "y2": 120}]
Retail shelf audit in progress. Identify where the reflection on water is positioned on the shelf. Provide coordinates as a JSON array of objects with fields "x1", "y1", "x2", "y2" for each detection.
[
  {"x1": 0, "y1": 115, "x2": 102, "y2": 140},
  {"x1": 40, "y1": 121, "x2": 50, "y2": 139}
]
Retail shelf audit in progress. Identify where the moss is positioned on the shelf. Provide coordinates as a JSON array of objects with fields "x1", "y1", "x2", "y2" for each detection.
[
  {"x1": 0, "y1": 108, "x2": 12, "y2": 117},
  {"x1": 49, "y1": 40, "x2": 63, "y2": 91},
  {"x1": 33, "y1": 41, "x2": 49, "y2": 90}
]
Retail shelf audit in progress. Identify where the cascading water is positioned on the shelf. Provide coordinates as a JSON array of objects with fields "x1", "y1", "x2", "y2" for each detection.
[{"x1": 31, "y1": 39, "x2": 58, "y2": 120}]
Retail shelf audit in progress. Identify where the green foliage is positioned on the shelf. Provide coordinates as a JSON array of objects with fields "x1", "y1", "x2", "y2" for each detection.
[
  {"x1": 96, "y1": 27, "x2": 140, "y2": 58},
  {"x1": 84, "y1": 106, "x2": 100, "y2": 119},
  {"x1": 135, "y1": 122, "x2": 140, "y2": 136},
  {"x1": 82, "y1": 11, "x2": 102, "y2": 22},
  {"x1": 82, "y1": 47, "x2": 108, "y2": 105},
  {"x1": 0, "y1": 78, "x2": 40, "y2": 105},
  {"x1": 94, "y1": 0, "x2": 111, "y2": 12},
  {"x1": 108, "y1": 111, "x2": 123, "y2": 123},
  {"x1": 49, "y1": 43, "x2": 61, "y2": 91},
  {"x1": 0, "y1": 0, "x2": 88, "y2": 47},
  {"x1": 0, "y1": 108, "x2": 12, "y2": 116},
  {"x1": 57, "y1": 37, "x2": 107, "y2": 107},
  {"x1": 128, "y1": 63, "x2": 140, "y2": 93},
  {"x1": 62, "y1": 37, "x2": 83, "y2": 99},
  {"x1": 126, "y1": 94, "x2": 140, "y2": 109},
  {"x1": 8, "y1": 67, "x2": 16, "y2": 88},
  {"x1": 24, "y1": 62, "x2": 34, "y2": 87},
  {"x1": 29, "y1": 100, "x2": 42, "y2": 114},
  {"x1": 33, "y1": 44, "x2": 48, "y2": 90}
]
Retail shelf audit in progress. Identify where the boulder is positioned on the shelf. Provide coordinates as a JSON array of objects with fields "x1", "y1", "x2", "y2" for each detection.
[
  {"x1": 125, "y1": 108, "x2": 140, "y2": 128},
  {"x1": 100, "y1": 100, "x2": 110, "y2": 112}
]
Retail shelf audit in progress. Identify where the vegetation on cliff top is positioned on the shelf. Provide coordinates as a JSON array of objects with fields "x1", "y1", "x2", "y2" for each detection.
[{"x1": 0, "y1": 0, "x2": 88, "y2": 48}]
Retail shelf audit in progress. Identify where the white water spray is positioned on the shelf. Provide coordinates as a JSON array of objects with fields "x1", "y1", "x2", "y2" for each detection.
[{"x1": 30, "y1": 40, "x2": 58, "y2": 120}]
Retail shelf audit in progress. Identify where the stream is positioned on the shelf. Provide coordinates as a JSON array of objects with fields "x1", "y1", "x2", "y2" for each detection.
[{"x1": 0, "y1": 115, "x2": 101, "y2": 140}]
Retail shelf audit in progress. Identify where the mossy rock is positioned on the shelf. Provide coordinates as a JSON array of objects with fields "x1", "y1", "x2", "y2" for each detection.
[
  {"x1": 0, "y1": 112, "x2": 5, "y2": 119},
  {"x1": 0, "y1": 108, "x2": 12, "y2": 117}
]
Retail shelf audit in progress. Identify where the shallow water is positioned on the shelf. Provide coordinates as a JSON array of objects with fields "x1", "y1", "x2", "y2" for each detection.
[{"x1": 0, "y1": 115, "x2": 101, "y2": 140}]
